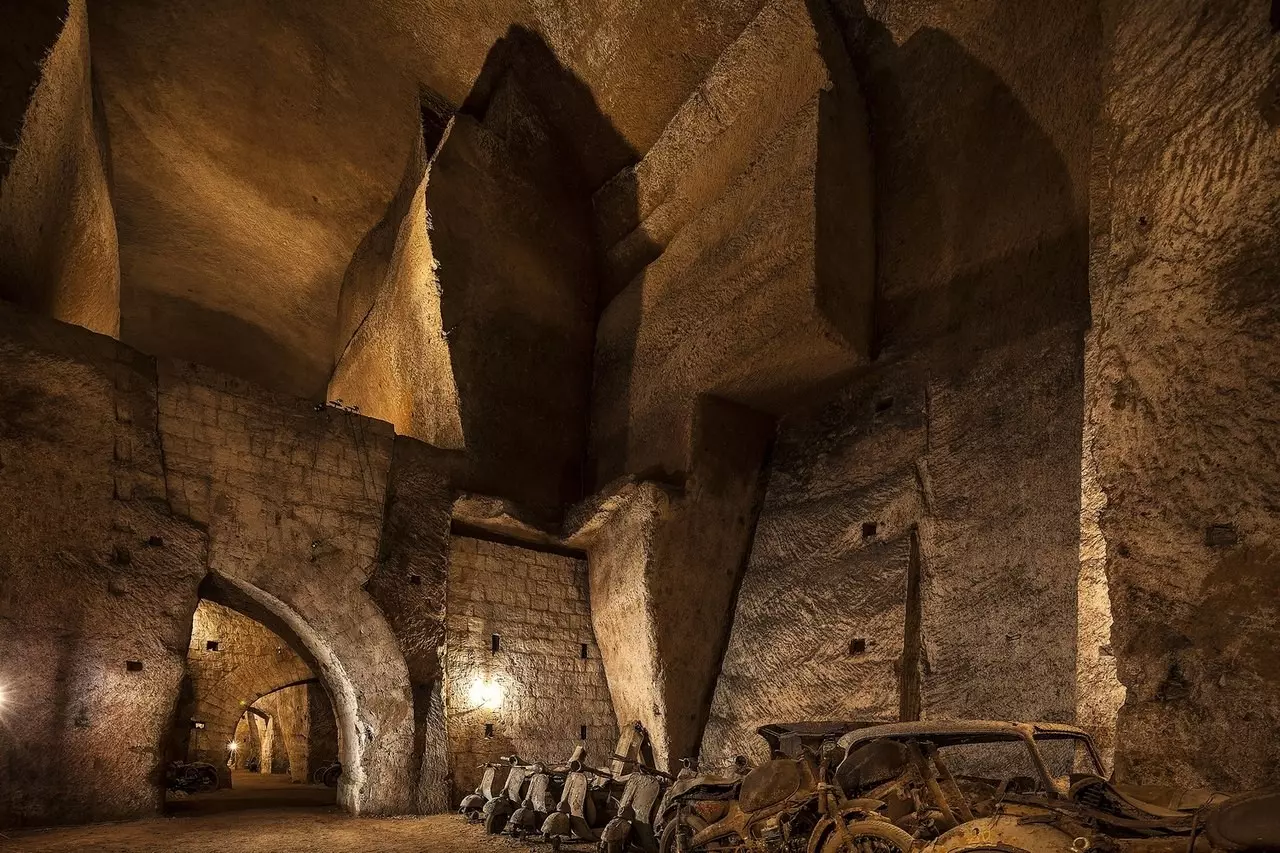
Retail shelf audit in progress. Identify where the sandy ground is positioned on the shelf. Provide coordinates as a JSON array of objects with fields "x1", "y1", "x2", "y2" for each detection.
[{"x1": 1, "y1": 774, "x2": 536, "y2": 853}]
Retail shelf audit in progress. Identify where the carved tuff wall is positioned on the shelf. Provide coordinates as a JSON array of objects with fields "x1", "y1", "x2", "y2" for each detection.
[{"x1": 1085, "y1": 0, "x2": 1280, "y2": 790}]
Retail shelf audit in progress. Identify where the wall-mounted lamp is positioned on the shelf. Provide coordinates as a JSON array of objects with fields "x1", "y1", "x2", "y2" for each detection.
[
  {"x1": 228, "y1": 741, "x2": 238, "y2": 752},
  {"x1": 468, "y1": 677, "x2": 504, "y2": 710}
]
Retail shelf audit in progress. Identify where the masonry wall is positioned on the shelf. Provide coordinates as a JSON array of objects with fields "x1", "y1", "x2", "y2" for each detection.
[
  {"x1": 444, "y1": 537, "x2": 617, "y2": 801},
  {"x1": 0, "y1": 306, "x2": 206, "y2": 828},
  {"x1": 155, "y1": 359, "x2": 422, "y2": 813},
  {"x1": 255, "y1": 683, "x2": 318, "y2": 779}
]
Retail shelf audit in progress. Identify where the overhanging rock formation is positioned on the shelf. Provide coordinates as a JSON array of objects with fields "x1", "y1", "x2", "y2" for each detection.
[
  {"x1": 589, "y1": 0, "x2": 874, "y2": 486},
  {"x1": 569, "y1": 398, "x2": 774, "y2": 771},
  {"x1": 0, "y1": 0, "x2": 119, "y2": 336}
]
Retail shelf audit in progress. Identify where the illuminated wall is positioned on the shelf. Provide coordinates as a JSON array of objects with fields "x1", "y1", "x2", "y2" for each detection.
[{"x1": 443, "y1": 536, "x2": 617, "y2": 801}]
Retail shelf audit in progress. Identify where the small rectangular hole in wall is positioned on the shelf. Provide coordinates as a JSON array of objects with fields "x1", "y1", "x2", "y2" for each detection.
[
  {"x1": 206, "y1": 640, "x2": 220, "y2": 652},
  {"x1": 580, "y1": 725, "x2": 588, "y2": 741},
  {"x1": 484, "y1": 723, "x2": 494, "y2": 739},
  {"x1": 491, "y1": 634, "x2": 501, "y2": 653},
  {"x1": 580, "y1": 643, "x2": 589, "y2": 659},
  {"x1": 862, "y1": 522, "x2": 878, "y2": 539},
  {"x1": 408, "y1": 574, "x2": 422, "y2": 585},
  {"x1": 126, "y1": 660, "x2": 144, "y2": 672},
  {"x1": 1205, "y1": 524, "x2": 1238, "y2": 548},
  {"x1": 875, "y1": 397, "x2": 894, "y2": 414},
  {"x1": 849, "y1": 638, "x2": 867, "y2": 655}
]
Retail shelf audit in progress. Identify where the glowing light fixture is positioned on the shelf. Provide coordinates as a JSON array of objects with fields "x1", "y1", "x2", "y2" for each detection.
[
  {"x1": 0, "y1": 685, "x2": 6, "y2": 708},
  {"x1": 228, "y1": 741, "x2": 238, "y2": 752},
  {"x1": 468, "y1": 677, "x2": 504, "y2": 710}
]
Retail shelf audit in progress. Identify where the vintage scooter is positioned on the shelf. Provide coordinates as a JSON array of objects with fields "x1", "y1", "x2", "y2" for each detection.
[
  {"x1": 165, "y1": 760, "x2": 220, "y2": 794},
  {"x1": 543, "y1": 723, "x2": 655, "y2": 848},
  {"x1": 541, "y1": 757, "x2": 611, "y2": 848},
  {"x1": 597, "y1": 761, "x2": 671, "y2": 853},
  {"x1": 483, "y1": 756, "x2": 530, "y2": 833},
  {"x1": 506, "y1": 759, "x2": 567, "y2": 839},
  {"x1": 460, "y1": 757, "x2": 515, "y2": 821}
]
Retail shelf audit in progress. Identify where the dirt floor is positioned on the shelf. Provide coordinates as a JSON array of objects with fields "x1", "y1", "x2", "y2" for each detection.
[{"x1": 1, "y1": 774, "x2": 533, "y2": 853}]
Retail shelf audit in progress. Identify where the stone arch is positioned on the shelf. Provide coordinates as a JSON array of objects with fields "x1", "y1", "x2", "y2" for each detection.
[
  {"x1": 179, "y1": 598, "x2": 316, "y2": 785},
  {"x1": 251, "y1": 679, "x2": 328, "y2": 780},
  {"x1": 199, "y1": 572, "x2": 415, "y2": 814}
]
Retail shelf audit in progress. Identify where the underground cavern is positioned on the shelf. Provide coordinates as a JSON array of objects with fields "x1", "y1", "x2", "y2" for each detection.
[{"x1": 0, "y1": 0, "x2": 1278, "y2": 850}]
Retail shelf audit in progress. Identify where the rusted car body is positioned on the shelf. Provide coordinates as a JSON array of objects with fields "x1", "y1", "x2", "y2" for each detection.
[
  {"x1": 657, "y1": 721, "x2": 911, "y2": 852},
  {"x1": 832, "y1": 720, "x2": 1280, "y2": 852}
]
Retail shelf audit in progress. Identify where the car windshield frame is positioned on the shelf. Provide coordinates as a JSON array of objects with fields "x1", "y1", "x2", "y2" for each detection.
[{"x1": 837, "y1": 721, "x2": 1105, "y2": 797}]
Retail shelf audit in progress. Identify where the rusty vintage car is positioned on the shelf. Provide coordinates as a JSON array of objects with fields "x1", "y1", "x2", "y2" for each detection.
[
  {"x1": 831, "y1": 720, "x2": 1280, "y2": 852},
  {"x1": 657, "y1": 721, "x2": 913, "y2": 852}
]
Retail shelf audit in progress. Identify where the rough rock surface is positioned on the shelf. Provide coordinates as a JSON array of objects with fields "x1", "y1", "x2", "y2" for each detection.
[
  {"x1": 430, "y1": 58, "x2": 602, "y2": 510},
  {"x1": 589, "y1": 0, "x2": 873, "y2": 485},
  {"x1": 81, "y1": 0, "x2": 772, "y2": 398},
  {"x1": 702, "y1": 0, "x2": 1100, "y2": 762},
  {"x1": 585, "y1": 399, "x2": 773, "y2": 770},
  {"x1": 0, "y1": 306, "x2": 206, "y2": 828},
  {"x1": 0, "y1": 0, "x2": 119, "y2": 335},
  {"x1": 328, "y1": 109, "x2": 464, "y2": 451},
  {"x1": 1087, "y1": 0, "x2": 1280, "y2": 790},
  {"x1": 365, "y1": 437, "x2": 455, "y2": 813}
]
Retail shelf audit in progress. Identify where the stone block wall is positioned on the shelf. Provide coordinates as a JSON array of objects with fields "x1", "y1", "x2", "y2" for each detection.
[
  {"x1": 255, "y1": 683, "x2": 317, "y2": 779},
  {"x1": 444, "y1": 536, "x2": 617, "y2": 800},
  {"x1": 154, "y1": 359, "x2": 422, "y2": 814},
  {"x1": 0, "y1": 303, "x2": 453, "y2": 826}
]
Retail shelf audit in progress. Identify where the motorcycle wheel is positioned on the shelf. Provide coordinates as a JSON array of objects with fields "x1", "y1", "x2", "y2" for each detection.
[
  {"x1": 322, "y1": 766, "x2": 342, "y2": 788},
  {"x1": 598, "y1": 842, "x2": 625, "y2": 853},
  {"x1": 659, "y1": 815, "x2": 737, "y2": 852},
  {"x1": 817, "y1": 820, "x2": 914, "y2": 853},
  {"x1": 196, "y1": 768, "x2": 218, "y2": 793},
  {"x1": 484, "y1": 809, "x2": 506, "y2": 835}
]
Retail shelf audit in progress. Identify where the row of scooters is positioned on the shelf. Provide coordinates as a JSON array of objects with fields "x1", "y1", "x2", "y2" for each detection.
[{"x1": 458, "y1": 722, "x2": 668, "y2": 852}]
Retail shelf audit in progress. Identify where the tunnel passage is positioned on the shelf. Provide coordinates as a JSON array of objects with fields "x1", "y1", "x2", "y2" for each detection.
[
  {"x1": 170, "y1": 598, "x2": 339, "y2": 807},
  {"x1": 191, "y1": 571, "x2": 413, "y2": 815}
]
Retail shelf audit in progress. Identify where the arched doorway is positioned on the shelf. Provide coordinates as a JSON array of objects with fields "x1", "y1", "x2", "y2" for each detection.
[
  {"x1": 167, "y1": 595, "x2": 341, "y2": 812},
  {"x1": 166, "y1": 571, "x2": 417, "y2": 814}
]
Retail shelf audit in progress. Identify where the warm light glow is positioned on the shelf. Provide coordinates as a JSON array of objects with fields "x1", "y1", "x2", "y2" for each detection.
[
  {"x1": 228, "y1": 741, "x2": 238, "y2": 751},
  {"x1": 468, "y1": 677, "x2": 504, "y2": 710},
  {"x1": 0, "y1": 685, "x2": 6, "y2": 708}
]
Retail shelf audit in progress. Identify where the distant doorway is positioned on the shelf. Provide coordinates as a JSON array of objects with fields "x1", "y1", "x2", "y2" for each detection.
[{"x1": 166, "y1": 598, "x2": 340, "y2": 813}]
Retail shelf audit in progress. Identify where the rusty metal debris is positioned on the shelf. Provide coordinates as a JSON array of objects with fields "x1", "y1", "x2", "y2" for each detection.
[{"x1": 652, "y1": 720, "x2": 1280, "y2": 852}]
